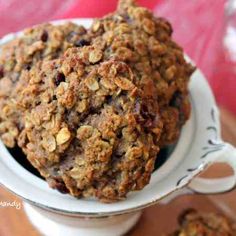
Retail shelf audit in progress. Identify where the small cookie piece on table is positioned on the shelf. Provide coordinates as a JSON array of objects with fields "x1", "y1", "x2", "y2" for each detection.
[{"x1": 170, "y1": 209, "x2": 236, "y2": 236}]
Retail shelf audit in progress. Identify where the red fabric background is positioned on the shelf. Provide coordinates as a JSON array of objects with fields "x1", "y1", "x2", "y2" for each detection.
[{"x1": 0, "y1": 0, "x2": 235, "y2": 114}]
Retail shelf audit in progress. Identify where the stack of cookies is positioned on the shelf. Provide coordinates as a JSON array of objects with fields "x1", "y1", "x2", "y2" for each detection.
[{"x1": 0, "y1": 0, "x2": 194, "y2": 202}]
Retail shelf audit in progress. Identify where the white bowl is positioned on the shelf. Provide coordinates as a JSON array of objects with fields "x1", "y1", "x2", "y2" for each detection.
[{"x1": 0, "y1": 19, "x2": 236, "y2": 236}]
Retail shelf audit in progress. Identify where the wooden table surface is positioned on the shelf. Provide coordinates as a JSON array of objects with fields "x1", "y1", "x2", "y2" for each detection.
[{"x1": 0, "y1": 107, "x2": 235, "y2": 236}]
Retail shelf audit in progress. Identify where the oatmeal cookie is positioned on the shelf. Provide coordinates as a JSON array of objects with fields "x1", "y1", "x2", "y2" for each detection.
[
  {"x1": 171, "y1": 209, "x2": 236, "y2": 236},
  {"x1": 18, "y1": 46, "x2": 162, "y2": 202},
  {"x1": 0, "y1": 22, "x2": 89, "y2": 147},
  {"x1": 88, "y1": 0, "x2": 195, "y2": 146}
]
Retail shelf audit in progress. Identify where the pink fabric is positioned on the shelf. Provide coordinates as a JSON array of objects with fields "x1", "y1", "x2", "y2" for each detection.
[
  {"x1": 0, "y1": 0, "x2": 74, "y2": 36},
  {"x1": 0, "y1": 0, "x2": 235, "y2": 114},
  {"x1": 60, "y1": 0, "x2": 160, "y2": 18}
]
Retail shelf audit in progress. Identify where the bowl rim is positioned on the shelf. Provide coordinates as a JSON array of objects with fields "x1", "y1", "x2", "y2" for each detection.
[{"x1": 0, "y1": 18, "x2": 223, "y2": 217}]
